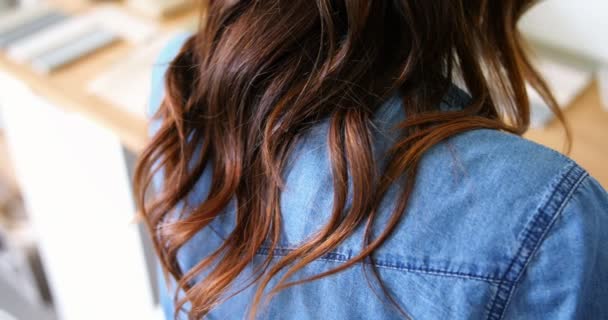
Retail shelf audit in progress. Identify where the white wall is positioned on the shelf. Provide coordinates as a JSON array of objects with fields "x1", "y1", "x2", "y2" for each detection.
[
  {"x1": 520, "y1": 0, "x2": 608, "y2": 64},
  {"x1": 0, "y1": 72, "x2": 160, "y2": 320}
]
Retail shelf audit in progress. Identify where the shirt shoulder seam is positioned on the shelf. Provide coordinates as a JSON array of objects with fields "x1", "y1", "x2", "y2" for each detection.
[
  {"x1": 485, "y1": 162, "x2": 589, "y2": 320},
  {"x1": 255, "y1": 247, "x2": 503, "y2": 284}
]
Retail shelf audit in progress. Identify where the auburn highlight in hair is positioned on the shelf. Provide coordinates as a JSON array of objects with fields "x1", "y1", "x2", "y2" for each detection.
[{"x1": 134, "y1": 1, "x2": 567, "y2": 319}]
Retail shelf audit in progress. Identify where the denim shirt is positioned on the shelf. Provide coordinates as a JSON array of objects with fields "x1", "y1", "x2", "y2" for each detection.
[{"x1": 149, "y1": 35, "x2": 608, "y2": 320}]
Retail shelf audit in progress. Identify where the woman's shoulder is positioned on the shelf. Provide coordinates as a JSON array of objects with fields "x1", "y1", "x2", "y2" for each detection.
[
  {"x1": 438, "y1": 127, "x2": 591, "y2": 204},
  {"x1": 414, "y1": 126, "x2": 604, "y2": 238},
  {"x1": 449, "y1": 129, "x2": 608, "y2": 318},
  {"x1": 439, "y1": 127, "x2": 578, "y2": 182},
  {"x1": 369, "y1": 128, "x2": 608, "y2": 318}
]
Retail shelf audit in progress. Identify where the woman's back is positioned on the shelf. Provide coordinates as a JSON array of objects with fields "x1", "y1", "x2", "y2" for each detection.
[
  {"x1": 138, "y1": 2, "x2": 608, "y2": 319},
  {"x1": 149, "y1": 36, "x2": 608, "y2": 319}
]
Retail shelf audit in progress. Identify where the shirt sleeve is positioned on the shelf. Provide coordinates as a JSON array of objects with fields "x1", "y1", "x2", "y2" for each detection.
[
  {"x1": 148, "y1": 33, "x2": 192, "y2": 320},
  {"x1": 503, "y1": 174, "x2": 608, "y2": 319},
  {"x1": 147, "y1": 33, "x2": 192, "y2": 192},
  {"x1": 148, "y1": 33, "x2": 192, "y2": 134}
]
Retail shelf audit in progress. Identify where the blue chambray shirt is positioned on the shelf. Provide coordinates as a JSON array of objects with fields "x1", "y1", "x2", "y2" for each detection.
[{"x1": 149, "y1": 34, "x2": 608, "y2": 320}]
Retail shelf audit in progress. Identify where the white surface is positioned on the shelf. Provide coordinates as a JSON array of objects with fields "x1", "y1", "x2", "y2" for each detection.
[
  {"x1": 0, "y1": 72, "x2": 157, "y2": 320},
  {"x1": 520, "y1": 0, "x2": 608, "y2": 64},
  {"x1": 128, "y1": 0, "x2": 191, "y2": 18},
  {"x1": 94, "y1": 5, "x2": 158, "y2": 44},
  {"x1": 88, "y1": 32, "x2": 180, "y2": 116},
  {"x1": 0, "y1": 309, "x2": 18, "y2": 320}
]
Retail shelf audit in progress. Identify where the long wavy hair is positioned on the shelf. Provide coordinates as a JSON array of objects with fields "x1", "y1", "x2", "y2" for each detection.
[{"x1": 134, "y1": 1, "x2": 567, "y2": 319}]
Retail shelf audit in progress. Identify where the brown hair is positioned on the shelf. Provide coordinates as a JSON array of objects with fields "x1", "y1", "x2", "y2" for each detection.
[{"x1": 134, "y1": 1, "x2": 567, "y2": 319}]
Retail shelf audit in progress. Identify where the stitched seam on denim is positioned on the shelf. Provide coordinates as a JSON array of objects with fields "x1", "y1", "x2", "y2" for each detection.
[
  {"x1": 256, "y1": 247, "x2": 503, "y2": 284},
  {"x1": 487, "y1": 163, "x2": 586, "y2": 319},
  {"x1": 207, "y1": 223, "x2": 226, "y2": 241},
  {"x1": 498, "y1": 171, "x2": 588, "y2": 320},
  {"x1": 485, "y1": 162, "x2": 578, "y2": 319},
  {"x1": 485, "y1": 163, "x2": 587, "y2": 320}
]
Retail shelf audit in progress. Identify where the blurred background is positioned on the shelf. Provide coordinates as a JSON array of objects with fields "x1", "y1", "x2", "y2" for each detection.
[{"x1": 0, "y1": 0, "x2": 606, "y2": 319}]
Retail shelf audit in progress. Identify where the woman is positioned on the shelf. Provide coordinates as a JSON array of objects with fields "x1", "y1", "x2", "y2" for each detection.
[{"x1": 135, "y1": 1, "x2": 608, "y2": 319}]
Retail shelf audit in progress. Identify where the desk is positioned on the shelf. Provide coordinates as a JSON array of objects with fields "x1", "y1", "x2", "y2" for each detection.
[{"x1": 0, "y1": 1, "x2": 193, "y2": 153}]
